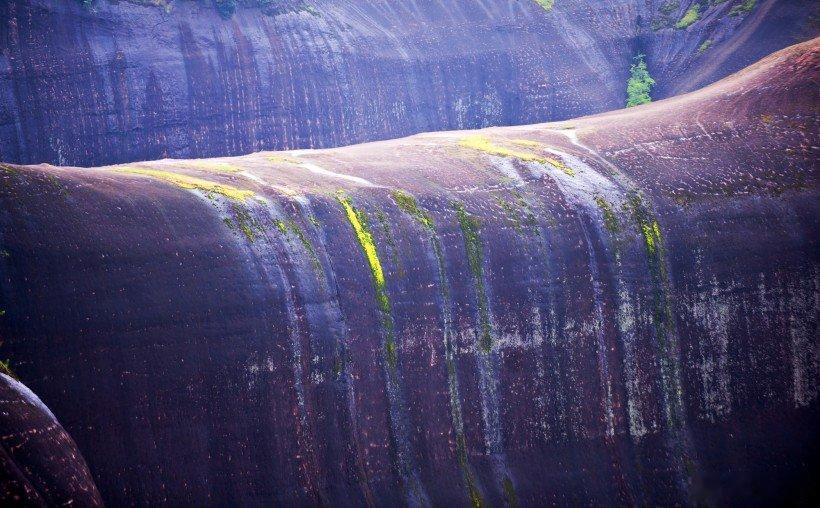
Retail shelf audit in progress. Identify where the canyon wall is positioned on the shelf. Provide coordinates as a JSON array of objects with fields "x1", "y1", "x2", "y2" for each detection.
[
  {"x1": 0, "y1": 40, "x2": 817, "y2": 505},
  {"x1": 0, "y1": 0, "x2": 816, "y2": 167}
]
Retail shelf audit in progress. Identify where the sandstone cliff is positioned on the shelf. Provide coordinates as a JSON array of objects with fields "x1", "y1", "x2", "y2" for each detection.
[
  {"x1": 0, "y1": 39, "x2": 816, "y2": 505},
  {"x1": 0, "y1": 0, "x2": 816, "y2": 166},
  {"x1": 0, "y1": 374, "x2": 103, "y2": 505}
]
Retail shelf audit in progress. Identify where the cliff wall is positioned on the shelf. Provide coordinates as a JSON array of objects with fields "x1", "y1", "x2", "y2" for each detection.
[
  {"x1": 0, "y1": 39, "x2": 817, "y2": 505},
  {"x1": 0, "y1": 0, "x2": 816, "y2": 166},
  {"x1": 0, "y1": 374, "x2": 103, "y2": 505}
]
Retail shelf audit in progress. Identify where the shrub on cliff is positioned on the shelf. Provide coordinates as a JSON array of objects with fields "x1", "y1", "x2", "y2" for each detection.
[
  {"x1": 730, "y1": 0, "x2": 757, "y2": 16},
  {"x1": 534, "y1": 0, "x2": 555, "y2": 12},
  {"x1": 675, "y1": 3, "x2": 701, "y2": 29},
  {"x1": 626, "y1": 55, "x2": 655, "y2": 107}
]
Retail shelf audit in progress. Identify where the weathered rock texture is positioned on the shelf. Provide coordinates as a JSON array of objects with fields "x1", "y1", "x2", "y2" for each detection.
[
  {"x1": 0, "y1": 374, "x2": 104, "y2": 506},
  {"x1": 0, "y1": 39, "x2": 818, "y2": 505},
  {"x1": 0, "y1": 0, "x2": 816, "y2": 167}
]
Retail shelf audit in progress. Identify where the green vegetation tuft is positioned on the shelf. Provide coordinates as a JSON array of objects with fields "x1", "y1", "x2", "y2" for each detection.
[
  {"x1": 453, "y1": 202, "x2": 493, "y2": 353},
  {"x1": 697, "y1": 39, "x2": 713, "y2": 54},
  {"x1": 675, "y1": 3, "x2": 701, "y2": 29},
  {"x1": 0, "y1": 359, "x2": 17, "y2": 380},
  {"x1": 503, "y1": 477, "x2": 519, "y2": 508},
  {"x1": 232, "y1": 204, "x2": 265, "y2": 242},
  {"x1": 626, "y1": 55, "x2": 655, "y2": 108},
  {"x1": 594, "y1": 196, "x2": 620, "y2": 233},
  {"x1": 729, "y1": 0, "x2": 756, "y2": 16},
  {"x1": 391, "y1": 190, "x2": 434, "y2": 230},
  {"x1": 533, "y1": 0, "x2": 555, "y2": 12}
]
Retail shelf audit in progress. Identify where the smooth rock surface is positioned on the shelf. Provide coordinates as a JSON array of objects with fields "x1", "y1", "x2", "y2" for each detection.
[
  {"x1": 0, "y1": 0, "x2": 816, "y2": 166},
  {"x1": 0, "y1": 38, "x2": 817, "y2": 505},
  {"x1": 0, "y1": 374, "x2": 104, "y2": 506}
]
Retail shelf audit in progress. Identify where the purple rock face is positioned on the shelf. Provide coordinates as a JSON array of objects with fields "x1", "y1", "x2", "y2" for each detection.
[
  {"x1": 0, "y1": 39, "x2": 817, "y2": 505},
  {"x1": 0, "y1": 0, "x2": 816, "y2": 167},
  {"x1": 0, "y1": 374, "x2": 104, "y2": 506}
]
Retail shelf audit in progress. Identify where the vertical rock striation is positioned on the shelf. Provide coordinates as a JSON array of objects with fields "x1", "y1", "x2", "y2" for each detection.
[
  {"x1": 0, "y1": 36, "x2": 816, "y2": 506},
  {"x1": 0, "y1": 0, "x2": 816, "y2": 166}
]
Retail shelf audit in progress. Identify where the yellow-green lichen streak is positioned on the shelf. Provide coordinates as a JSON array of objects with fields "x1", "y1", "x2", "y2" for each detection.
[
  {"x1": 338, "y1": 195, "x2": 399, "y2": 369},
  {"x1": 113, "y1": 167, "x2": 255, "y2": 202},
  {"x1": 534, "y1": 0, "x2": 555, "y2": 12},
  {"x1": 460, "y1": 135, "x2": 547, "y2": 163},
  {"x1": 339, "y1": 196, "x2": 385, "y2": 288},
  {"x1": 594, "y1": 195, "x2": 621, "y2": 234},
  {"x1": 461, "y1": 135, "x2": 574, "y2": 176},
  {"x1": 339, "y1": 194, "x2": 428, "y2": 504}
]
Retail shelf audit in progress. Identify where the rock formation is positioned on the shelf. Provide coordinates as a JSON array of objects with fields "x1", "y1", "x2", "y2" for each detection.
[
  {"x1": 0, "y1": 373, "x2": 103, "y2": 505},
  {"x1": 0, "y1": 38, "x2": 816, "y2": 505},
  {"x1": 0, "y1": 0, "x2": 816, "y2": 166}
]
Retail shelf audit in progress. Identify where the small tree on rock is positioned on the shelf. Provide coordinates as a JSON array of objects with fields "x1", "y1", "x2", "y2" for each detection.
[{"x1": 626, "y1": 54, "x2": 655, "y2": 107}]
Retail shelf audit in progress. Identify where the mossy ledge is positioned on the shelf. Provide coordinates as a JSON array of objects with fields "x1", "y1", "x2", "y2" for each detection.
[
  {"x1": 453, "y1": 202, "x2": 493, "y2": 353},
  {"x1": 177, "y1": 160, "x2": 243, "y2": 174},
  {"x1": 460, "y1": 135, "x2": 573, "y2": 175},
  {"x1": 460, "y1": 135, "x2": 546, "y2": 163},
  {"x1": 113, "y1": 167, "x2": 255, "y2": 202}
]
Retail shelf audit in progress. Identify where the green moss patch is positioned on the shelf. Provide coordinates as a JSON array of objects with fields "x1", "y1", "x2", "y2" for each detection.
[
  {"x1": 594, "y1": 196, "x2": 621, "y2": 233},
  {"x1": 533, "y1": 0, "x2": 555, "y2": 12},
  {"x1": 230, "y1": 204, "x2": 265, "y2": 242},
  {"x1": 391, "y1": 190, "x2": 434, "y2": 231},
  {"x1": 675, "y1": 3, "x2": 701, "y2": 29},
  {"x1": 729, "y1": 0, "x2": 756, "y2": 16},
  {"x1": 0, "y1": 359, "x2": 17, "y2": 380},
  {"x1": 453, "y1": 202, "x2": 493, "y2": 353}
]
